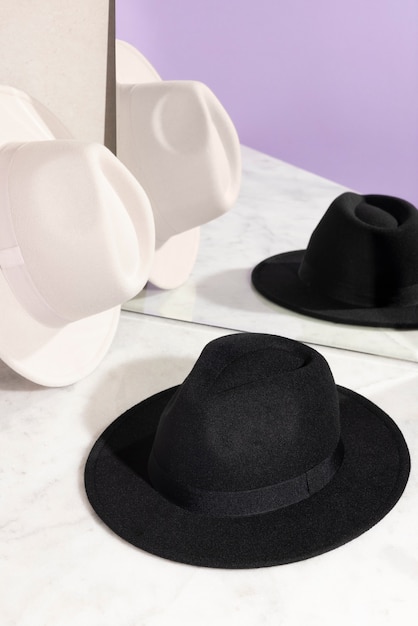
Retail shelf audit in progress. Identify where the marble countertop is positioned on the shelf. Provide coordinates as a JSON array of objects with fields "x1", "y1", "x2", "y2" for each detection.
[
  {"x1": 1, "y1": 311, "x2": 417, "y2": 626},
  {"x1": 124, "y1": 146, "x2": 418, "y2": 363}
]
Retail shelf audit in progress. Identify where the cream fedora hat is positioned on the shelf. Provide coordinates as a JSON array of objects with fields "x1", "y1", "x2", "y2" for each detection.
[
  {"x1": 116, "y1": 40, "x2": 241, "y2": 289},
  {"x1": 0, "y1": 87, "x2": 155, "y2": 386}
]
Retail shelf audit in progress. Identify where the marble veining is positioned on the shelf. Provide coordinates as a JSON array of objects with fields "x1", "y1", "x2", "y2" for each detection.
[
  {"x1": 1, "y1": 312, "x2": 417, "y2": 625},
  {"x1": 124, "y1": 145, "x2": 418, "y2": 362}
]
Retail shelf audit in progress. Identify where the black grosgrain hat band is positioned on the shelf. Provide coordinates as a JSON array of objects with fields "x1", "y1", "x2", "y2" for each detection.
[
  {"x1": 148, "y1": 441, "x2": 344, "y2": 517},
  {"x1": 84, "y1": 333, "x2": 410, "y2": 568}
]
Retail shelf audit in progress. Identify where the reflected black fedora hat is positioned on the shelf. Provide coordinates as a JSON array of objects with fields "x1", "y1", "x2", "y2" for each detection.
[
  {"x1": 252, "y1": 192, "x2": 418, "y2": 328},
  {"x1": 84, "y1": 333, "x2": 409, "y2": 569}
]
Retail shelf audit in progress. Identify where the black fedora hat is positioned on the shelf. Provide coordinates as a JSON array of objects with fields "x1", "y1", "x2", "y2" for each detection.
[
  {"x1": 84, "y1": 333, "x2": 410, "y2": 569},
  {"x1": 252, "y1": 192, "x2": 418, "y2": 328}
]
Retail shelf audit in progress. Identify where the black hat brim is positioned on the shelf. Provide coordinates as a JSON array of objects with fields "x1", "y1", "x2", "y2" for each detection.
[
  {"x1": 251, "y1": 250, "x2": 418, "y2": 329},
  {"x1": 84, "y1": 383, "x2": 410, "y2": 569}
]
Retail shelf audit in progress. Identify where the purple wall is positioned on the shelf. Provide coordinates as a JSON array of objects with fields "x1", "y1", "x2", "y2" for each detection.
[{"x1": 116, "y1": 0, "x2": 418, "y2": 205}]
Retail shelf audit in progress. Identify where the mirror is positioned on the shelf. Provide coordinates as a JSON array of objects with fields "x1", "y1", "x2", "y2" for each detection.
[{"x1": 116, "y1": 1, "x2": 418, "y2": 362}]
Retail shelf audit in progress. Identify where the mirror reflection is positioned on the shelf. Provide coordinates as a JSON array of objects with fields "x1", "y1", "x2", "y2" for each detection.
[{"x1": 116, "y1": 0, "x2": 418, "y2": 361}]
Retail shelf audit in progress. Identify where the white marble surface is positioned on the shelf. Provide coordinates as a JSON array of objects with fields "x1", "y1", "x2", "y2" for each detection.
[
  {"x1": 124, "y1": 145, "x2": 418, "y2": 362},
  {"x1": 1, "y1": 311, "x2": 417, "y2": 626}
]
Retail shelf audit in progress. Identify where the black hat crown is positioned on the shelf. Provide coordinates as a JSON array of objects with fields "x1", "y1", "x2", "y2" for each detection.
[
  {"x1": 148, "y1": 333, "x2": 343, "y2": 517},
  {"x1": 298, "y1": 192, "x2": 418, "y2": 307}
]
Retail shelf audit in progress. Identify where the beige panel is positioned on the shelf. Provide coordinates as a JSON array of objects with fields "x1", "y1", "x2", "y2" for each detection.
[{"x1": 0, "y1": 0, "x2": 110, "y2": 143}]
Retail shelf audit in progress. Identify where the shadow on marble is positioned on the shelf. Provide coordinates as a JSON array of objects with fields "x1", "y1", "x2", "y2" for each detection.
[
  {"x1": 81, "y1": 355, "x2": 195, "y2": 439},
  {"x1": 0, "y1": 361, "x2": 47, "y2": 392},
  {"x1": 196, "y1": 268, "x2": 263, "y2": 314},
  {"x1": 78, "y1": 353, "x2": 196, "y2": 533}
]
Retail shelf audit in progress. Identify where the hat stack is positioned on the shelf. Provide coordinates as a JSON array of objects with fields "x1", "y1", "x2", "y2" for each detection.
[{"x1": 0, "y1": 85, "x2": 155, "y2": 386}]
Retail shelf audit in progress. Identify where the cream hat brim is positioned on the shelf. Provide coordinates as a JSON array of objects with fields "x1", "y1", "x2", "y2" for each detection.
[
  {"x1": 149, "y1": 228, "x2": 200, "y2": 290},
  {"x1": 0, "y1": 270, "x2": 120, "y2": 386}
]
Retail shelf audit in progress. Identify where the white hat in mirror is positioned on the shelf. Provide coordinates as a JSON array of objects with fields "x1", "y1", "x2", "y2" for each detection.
[
  {"x1": 116, "y1": 39, "x2": 161, "y2": 85},
  {"x1": 0, "y1": 84, "x2": 155, "y2": 385},
  {"x1": 0, "y1": 140, "x2": 155, "y2": 386},
  {"x1": 116, "y1": 40, "x2": 241, "y2": 290}
]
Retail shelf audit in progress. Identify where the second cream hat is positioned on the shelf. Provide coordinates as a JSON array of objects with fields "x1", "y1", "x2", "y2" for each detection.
[{"x1": 116, "y1": 39, "x2": 241, "y2": 289}]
